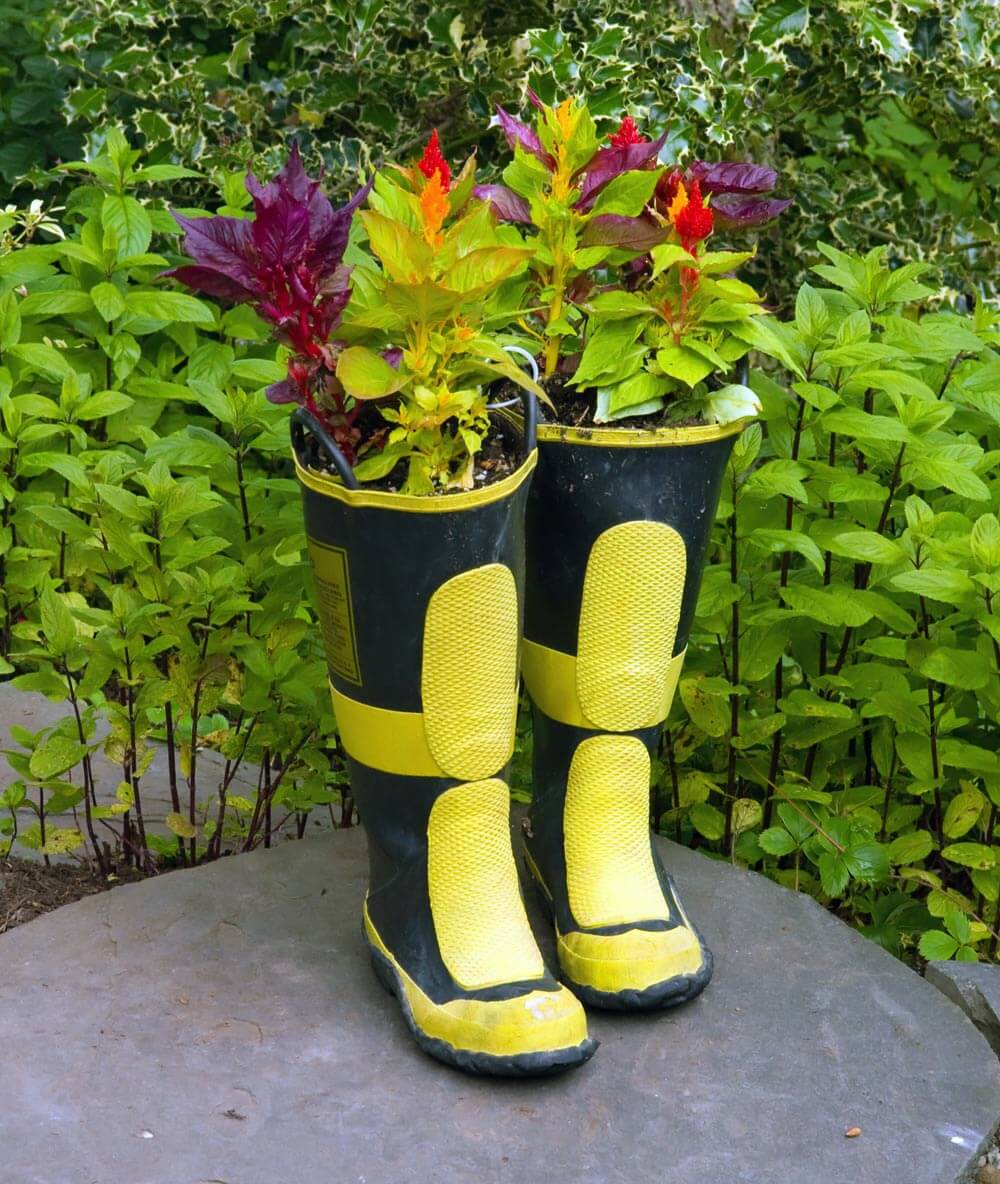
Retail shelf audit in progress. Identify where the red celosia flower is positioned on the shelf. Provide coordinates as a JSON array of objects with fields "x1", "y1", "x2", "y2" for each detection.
[
  {"x1": 609, "y1": 116, "x2": 646, "y2": 149},
  {"x1": 657, "y1": 162, "x2": 790, "y2": 230},
  {"x1": 672, "y1": 179, "x2": 714, "y2": 247},
  {"x1": 417, "y1": 129, "x2": 451, "y2": 193}
]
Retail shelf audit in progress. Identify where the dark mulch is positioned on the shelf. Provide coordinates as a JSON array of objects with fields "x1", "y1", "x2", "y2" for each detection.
[
  {"x1": 300, "y1": 409, "x2": 520, "y2": 492},
  {"x1": 0, "y1": 857, "x2": 129, "y2": 934}
]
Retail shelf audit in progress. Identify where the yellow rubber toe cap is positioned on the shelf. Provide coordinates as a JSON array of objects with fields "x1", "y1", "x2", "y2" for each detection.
[
  {"x1": 421, "y1": 983, "x2": 590, "y2": 1057},
  {"x1": 365, "y1": 907, "x2": 590, "y2": 1058},
  {"x1": 558, "y1": 924, "x2": 705, "y2": 995}
]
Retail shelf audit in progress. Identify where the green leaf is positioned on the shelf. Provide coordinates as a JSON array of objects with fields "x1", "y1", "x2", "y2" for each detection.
[
  {"x1": 759, "y1": 826, "x2": 797, "y2": 856},
  {"x1": 943, "y1": 790, "x2": 986, "y2": 840},
  {"x1": 830, "y1": 531, "x2": 905, "y2": 565},
  {"x1": 689, "y1": 802, "x2": 725, "y2": 842},
  {"x1": 794, "y1": 283, "x2": 830, "y2": 338},
  {"x1": 792, "y1": 381, "x2": 838, "y2": 411},
  {"x1": 165, "y1": 811, "x2": 197, "y2": 838},
  {"x1": 781, "y1": 689, "x2": 854, "y2": 720},
  {"x1": 8, "y1": 342, "x2": 71, "y2": 379},
  {"x1": 916, "y1": 647, "x2": 992, "y2": 691},
  {"x1": 655, "y1": 344, "x2": 714, "y2": 387},
  {"x1": 103, "y1": 194, "x2": 153, "y2": 260},
  {"x1": 18, "y1": 290, "x2": 93, "y2": 318},
  {"x1": 650, "y1": 243, "x2": 692, "y2": 278},
  {"x1": 587, "y1": 291, "x2": 652, "y2": 319},
  {"x1": 917, "y1": 929, "x2": 960, "y2": 961},
  {"x1": 940, "y1": 843, "x2": 996, "y2": 870},
  {"x1": 231, "y1": 358, "x2": 285, "y2": 385},
  {"x1": 91, "y1": 281, "x2": 126, "y2": 322},
  {"x1": 76, "y1": 390, "x2": 134, "y2": 420},
  {"x1": 844, "y1": 841, "x2": 890, "y2": 883},
  {"x1": 748, "y1": 529, "x2": 823, "y2": 575},
  {"x1": 573, "y1": 318, "x2": 644, "y2": 387},
  {"x1": 781, "y1": 585, "x2": 874, "y2": 627},
  {"x1": 679, "y1": 677, "x2": 730, "y2": 737},
  {"x1": 752, "y1": 0, "x2": 809, "y2": 46},
  {"x1": 943, "y1": 906, "x2": 971, "y2": 945},
  {"x1": 733, "y1": 316, "x2": 805, "y2": 378},
  {"x1": 937, "y1": 739, "x2": 998, "y2": 774},
  {"x1": 891, "y1": 569, "x2": 975, "y2": 605},
  {"x1": 124, "y1": 291, "x2": 215, "y2": 325},
  {"x1": 823, "y1": 408, "x2": 911, "y2": 442},
  {"x1": 29, "y1": 734, "x2": 87, "y2": 780},
  {"x1": 600, "y1": 371, "x2": 670, "y2": 419},
  {"x1": 591, "y1": 168, "x2": 663, "y2": 217},
  {"x1": 971, "y1": 514, "x2": 1000, "y2": 571},
  {"x1": 889, "y1": 831, "x2": 934, "y2": 865},
  {"x1": 336, "y1": 347, "x2": 406, "y2": 400},
  {"x1": 819, "y1": 851, "x2": 850, "y2": 897},
  {"x1": 907, "y1": 454, "x2": 990, "y2": 501},
  {"x1": 20, "y1": 451, "x2": 89, "y2": 489}
]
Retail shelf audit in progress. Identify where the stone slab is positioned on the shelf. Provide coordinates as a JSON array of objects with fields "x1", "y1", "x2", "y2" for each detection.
[
  {"x1": 927, "y1": 961, "x2": 1000, "y2": 1058},
  {"x1": 1, "y1": 830, "x2": 998, "y2": 1184}
]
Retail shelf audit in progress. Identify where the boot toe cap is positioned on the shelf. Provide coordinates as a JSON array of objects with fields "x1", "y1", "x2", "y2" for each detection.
[{"x1": 558, "y1": 923, "x2": 709, "y2": 1001}]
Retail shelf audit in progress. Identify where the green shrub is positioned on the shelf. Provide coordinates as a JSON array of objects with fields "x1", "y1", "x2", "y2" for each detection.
[
  {"x1": 664, "y1": 245, "x2": 1000, "y2": 964},
  {"x1": 5, "y1": 0, "x2": 995, "y2": 308},
  {"x1": 0, "y1": 135, "x2": 345, "y2": 871}
]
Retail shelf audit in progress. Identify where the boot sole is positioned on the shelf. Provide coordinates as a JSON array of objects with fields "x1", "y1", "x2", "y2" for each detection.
[{"x1": 366, "y1": 935, "x2": 599, "y2": 1078}]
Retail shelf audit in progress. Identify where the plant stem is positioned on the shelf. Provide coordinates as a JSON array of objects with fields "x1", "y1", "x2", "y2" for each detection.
[{"x1": 724, "y1": 490, "x2": 740, "y2": 854}]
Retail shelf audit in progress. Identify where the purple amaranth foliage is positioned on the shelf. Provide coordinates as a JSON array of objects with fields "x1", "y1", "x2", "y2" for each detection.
[
  {"x1": 493, "y1": 105, "x2": 556, "y2": 170},
  {"x1": 166, "y1": 143, "x2": 372, "y2": 457},
  {"x1": 576, "y1": 132, "x2": 667, "y2": 211},
  {"x1": 470, "y1": 184, "x2": 531, "y2": 224},
  {"x1": 478, "y1": 108, "x2": 668, "y2": 252}
]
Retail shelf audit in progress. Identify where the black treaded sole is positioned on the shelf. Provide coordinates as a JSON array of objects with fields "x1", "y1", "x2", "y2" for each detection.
[
  {"x1": 529, "y1": 877, "x2": 714, "y2": 1012},
  {"x1": 366, "y1": 939, "x2": 599, "y2": 1078}
]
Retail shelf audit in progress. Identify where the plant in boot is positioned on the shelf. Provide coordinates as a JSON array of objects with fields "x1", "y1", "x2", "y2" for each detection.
[
  {"x1": 570, "y1": 170, "x2": 787, "y2": 426},
  {"x1": 334, "y1": 131, "x2": 546, "y2": 493},
  {"x1": 478, "y1": 107, "x2": 790, "y2": 1013},
  {"x1": 289, "y1": 136, "x2": 596, "y2": 1075},
  {"x1": 475, "y1": 96, "x2": 669, "y2": 380},
  {"x1": 166, "y1": 143, "x2": 372, "y2": 460}
]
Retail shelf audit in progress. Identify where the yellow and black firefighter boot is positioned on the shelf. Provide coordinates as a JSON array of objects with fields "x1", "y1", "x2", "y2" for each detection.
[
  {"x1": 521, "y1": 419, "x2": 745, "y2": 1010},
  {"x1": 292, "y1": 408, "x2": 596, "y2": 1075}
]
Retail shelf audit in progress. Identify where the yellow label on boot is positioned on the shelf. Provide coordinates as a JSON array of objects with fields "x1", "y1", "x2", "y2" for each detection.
[
  {"x1": 422, "y1": 564, "x2": 518, "y2": 782},
  {"x1": 427, "y1": 779, "x2": 545, "y2": 990},
  {"x1": 564, "y1": 735, "x2": 669, "y2": 929},
  {"x1": 307, "y1": 539, "x2": 361, "y2": 686},
  {"x1": 576, "y1": 521, "x2": 686, "y2": 732}
]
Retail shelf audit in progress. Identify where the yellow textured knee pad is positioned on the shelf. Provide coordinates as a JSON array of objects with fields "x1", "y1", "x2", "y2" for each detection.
[
  {"x1": 564, "y1": 735, "x2": 668, "y2": 929},
  {"x1": 576, "y1": 520, "x2": 687, "y2": 731},
  {"x1": 427, "y1": 779, "x2": 544, "y2": 990},
  {"x1": 422, "y1": 563, "x2": 518, "y2": 781}
]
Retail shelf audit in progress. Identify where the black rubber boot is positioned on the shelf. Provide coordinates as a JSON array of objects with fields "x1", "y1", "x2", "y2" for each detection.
[
  {"x1": 521, "y1": 419, "x2": 744, "y2": 1010},
  {"x1": 293, "y1": 410, "x2": 596, "y2": 1074}
]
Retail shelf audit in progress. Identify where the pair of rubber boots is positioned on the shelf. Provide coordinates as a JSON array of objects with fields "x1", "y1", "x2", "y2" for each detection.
[{"x1": 301, "y1": 422, "x2": 725, "y2": 1076}]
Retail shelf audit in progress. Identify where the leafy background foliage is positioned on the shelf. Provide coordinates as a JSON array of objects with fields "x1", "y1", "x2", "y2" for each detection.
[
  {"x1": 1, "y1": 0, "x2": 999, "y2": 966},
  {"x1": 3, "y1": 0, "x2": 997, "y2": 305}
]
